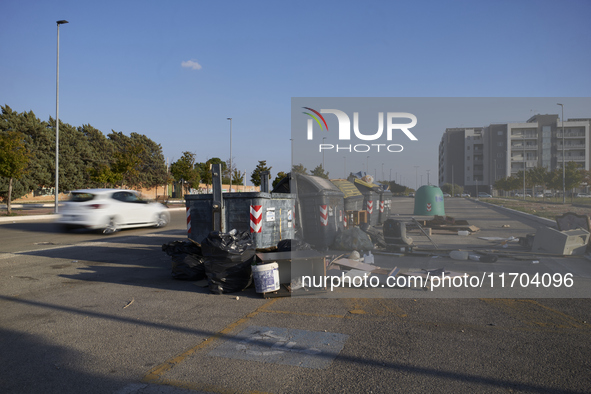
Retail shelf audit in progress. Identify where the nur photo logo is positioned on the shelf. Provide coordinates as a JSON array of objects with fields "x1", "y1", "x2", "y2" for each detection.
[{"x1": 302, "y1": 107, "x2": 418, "y2": 153}]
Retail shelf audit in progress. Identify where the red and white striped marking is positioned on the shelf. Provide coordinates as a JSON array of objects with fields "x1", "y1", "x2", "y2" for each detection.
[
  {"x1": 380, "y1": 201, "x2": 384, "y2": 213},
  {"x1": 427, "y1": 203, "x2": 432, "y2": 212},
  {"x1": 320, "y1": 205, "x2": 328, "y2": 226},
  {"x1": 367, "y1": 200, "x2": 373, "y2": 214},
  {"x1": 186, "y1": 206, "x2": 191, "y2": 234},
  {"x1": 250, "y1": 205, "x2": 263, "y2": 233},
  {"x1": 344, "y1": 214, "x2": 348, "y2": 228}
]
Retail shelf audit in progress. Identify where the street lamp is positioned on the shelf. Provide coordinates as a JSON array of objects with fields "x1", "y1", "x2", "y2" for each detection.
[
  {"x1": 55, "y1": 19, "x2": 68, "y2": 214},
  {"x1": 426, "y1": 169, "x2": 430, "y2": 185},
  {"x1": 523, "y1": 132, "x2": 526, "y2": 200},
  {"x1": 366, "y1": 156, "x2": 369, "y2": 174},
  {"x1": 322, "y1": 137, "x2": 326, "y2": 170},
  {"x1": 414, "y1": 166, "x2": 419, "y2": 190},
  {"x1": 227, "y1": 118, "x2": 232, "y2": 192},
  {"x1": 557, "y1": 103, "x2": 565, "y2": 203}
]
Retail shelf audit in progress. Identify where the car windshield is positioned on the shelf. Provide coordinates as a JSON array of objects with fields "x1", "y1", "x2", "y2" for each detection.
[{"x1": 69, "y1": 193, "x2": 96, "y2": 202}]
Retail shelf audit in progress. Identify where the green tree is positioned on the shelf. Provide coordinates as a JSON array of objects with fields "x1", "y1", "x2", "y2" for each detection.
[
  {"x1": 0, "y1": 131, "x2": 30, "y2": 214},
  {"x1": 273, "y1": 171, "x2": 288, "y2": 188},
  {"x1": 171, "y1": 152, "x2": 200, "y2": 194},
  {"x1": 232, "y1": 169, "x2": 244, "y2": 186},
  {"x1": 440, "y1": 183, "x2": 463, "y2": 196},
  {"x1": 291, "y1": 163, "x2": 308, "y2": 175},
  {"x1": 0, "y1": 106, "x2": 50, "y2": 199},
  {"x1": 311, "y1": 164, "x2": 329, "y2": 179},
  {"x1": 527, "y1": 166, "x2": 549, "y2": 198},
  {"x1": 108, "y1": 131, "x2": 147, "y2": 188},
  {"x1": 251, "y1": 160, "x2": 272, "y2": 186}
]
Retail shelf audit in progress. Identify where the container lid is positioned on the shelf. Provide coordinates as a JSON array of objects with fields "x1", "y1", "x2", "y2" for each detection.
[{"x1": 330, "y1": 179, "x2": 363, "y2": 199}]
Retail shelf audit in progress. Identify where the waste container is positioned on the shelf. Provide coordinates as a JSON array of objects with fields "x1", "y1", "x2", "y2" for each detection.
[
  {"x1": 273, "y1": 173, "x2": 345, "y2": 248},
  {"x1": 413, "y1": 185, "x2": 445, "y2": 216},
  {"x1": 348, "y1": 176, "x2": 380, "y2": 226},
  {"x1": 330, "y1": 179, "x2": 364, "y2": 211},
  {"x1": 377, "y1": 187, "x2": 393, "y2": 224},
  {"x1": 185, "y1": 192, "x2": 296, "y2": 249}
]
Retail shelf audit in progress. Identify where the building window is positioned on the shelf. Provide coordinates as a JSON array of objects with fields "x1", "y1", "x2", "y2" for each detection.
[
  {"x1": 467, "y1": 166, "x2": 470, "y2": 171},
  {"x1": 467, "y1": 156, "x2": 471, "y2": 160},
  {"x1": 497, "y1": 142, "x2": 503, "y2": 146},
  {"x1": 467, "y1": 146, "x2": 470, "y2": 150},
  {"x1": 497, "y1": 153, "x2": 503, "y2": 158},
  {"x1": 498, "y1": 131, "x2": 503, "y2": 136}
]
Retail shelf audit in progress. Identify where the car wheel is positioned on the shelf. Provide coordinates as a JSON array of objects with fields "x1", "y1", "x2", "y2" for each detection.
[
  {"x1": 154, "y1": 212, "x2": 170, "y2": 228},
  {"x1": 102, "y1": 217, "x2": 119, "y2": 234}
]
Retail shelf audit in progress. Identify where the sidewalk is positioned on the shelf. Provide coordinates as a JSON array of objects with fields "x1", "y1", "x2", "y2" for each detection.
[{"x1": 0, "y1": 202, "x2": 186, "y2": 223}]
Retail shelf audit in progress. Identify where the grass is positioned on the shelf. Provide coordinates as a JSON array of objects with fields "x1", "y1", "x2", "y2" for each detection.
[{"x1": 478, "y1": 197, "x2": 590, "y2": 220}]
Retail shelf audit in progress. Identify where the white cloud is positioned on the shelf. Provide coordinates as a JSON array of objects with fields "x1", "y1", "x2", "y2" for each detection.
[{"x1": 181, "y1": 60, "x2": 202, "y2": 70}]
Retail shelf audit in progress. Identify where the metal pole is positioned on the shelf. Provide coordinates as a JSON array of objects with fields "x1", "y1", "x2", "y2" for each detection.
[
  {"x1": 426, "y1": 169, "x2": 430, "y2": 185},
  {"x1": 55, "y1": 20, "x2": 68, "y2": 214},
  {"x1": 523, "y1": 133, "x2": 526, "y2": 200},
  {"x1": 227, "y1": 117, "x2": 232, "y2": 192},
  {"x1": 414, "y1": 166, "x2": 419, "y2": 190},
  {"x1": 343, "y1": 156, "x2": 346, "y2": 178},
  {"x1": 366, "y1": 156, "x2": 369, "y2": 174},
  {"x1": 322, "y1": 137, "x2": 326, "y2": 171},
  {"x1": 557, "y1": 103, "x2": 565, "y2": 203}
]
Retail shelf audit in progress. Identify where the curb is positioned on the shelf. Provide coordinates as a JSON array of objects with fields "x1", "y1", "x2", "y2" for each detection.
[{"x1": 470, "y1": 198, "x2": 557, "y2": 228}]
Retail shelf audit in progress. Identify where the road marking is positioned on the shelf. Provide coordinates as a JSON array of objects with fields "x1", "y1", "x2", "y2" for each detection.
[
  {"x1": 142, "y1": 299, "x2": 278, "y2": 384},
  {"x1": 209, "y1": 325, "x2": 348, "y2": 369}
]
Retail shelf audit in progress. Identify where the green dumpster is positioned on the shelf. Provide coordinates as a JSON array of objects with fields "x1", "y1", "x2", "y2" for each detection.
[{"x1": 413, "y1": 185, "x2": 445, "y2": 216}]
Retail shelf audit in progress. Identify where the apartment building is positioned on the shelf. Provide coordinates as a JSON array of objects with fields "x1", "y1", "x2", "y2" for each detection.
[{"x1": 438, "y1": 114, "x2": 591, "y2": 195}]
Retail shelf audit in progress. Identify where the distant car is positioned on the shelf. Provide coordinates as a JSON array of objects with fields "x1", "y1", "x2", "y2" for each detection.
[
  {"x1": 408, "y1": 192, "x2": 415, "y2": 197},
  {"x1": 57, "y1": 189, "x2": 170, "y2": 234},
  {"x1": 575, "y1": 193, "x2": 591, "y2": 198},
  {"x1": 478, "y1": 192, "x2": 492, "y2": 198},
  {"x1": 514, "y1": 193, "x2": 531, "y2": 197},
  {"x1": 535, "y1": 193, "x2": 544, "y2": 198},
  {"x1": 443, "y1": 193, "x2": 451, "y2": 197},
  {"x1": 461, "y1": 193, "x2": 471, "y2": 197}
]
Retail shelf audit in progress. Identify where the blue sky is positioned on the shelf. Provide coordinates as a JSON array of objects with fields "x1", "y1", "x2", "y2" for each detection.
[{"x1": 1, "y1": 0, "x2": 590, "y2": 187}]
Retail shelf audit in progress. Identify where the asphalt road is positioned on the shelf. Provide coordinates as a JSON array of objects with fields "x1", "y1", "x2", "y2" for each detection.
[{"x1": 0, "y1": 201, "x2": 590, "y2": 393}]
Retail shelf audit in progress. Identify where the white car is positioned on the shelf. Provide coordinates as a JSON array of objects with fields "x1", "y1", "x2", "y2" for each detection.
[{"x1": 57, "y1": 189, "x2": 170, "y2": 234}]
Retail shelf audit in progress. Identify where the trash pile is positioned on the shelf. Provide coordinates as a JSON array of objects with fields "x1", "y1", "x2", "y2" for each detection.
[{"x1": 162, "y1": 230, "x2": 255, "y2": 294}]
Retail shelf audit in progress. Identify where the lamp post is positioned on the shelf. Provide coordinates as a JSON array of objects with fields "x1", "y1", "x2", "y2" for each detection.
[
  {"x1": 227, "y1": 118, "x2": 232, "y2": 192},
  {"x1": 557, "y1": 103, "x2": 565, "y2": 203},
  {"x1": 426, "y1": 169, "x2": 430, "y2": 185},
  {"x1": 366, "y1": 156, "x2": 369, "y2": 174},
  {"x1": 381, "y1": 163, "x2": 384, "y2": 181},
  {"x1": 55, "y1": 20, "x2": 68, "y2": 214},
  {"x1": 523, "y1": 132, "x2": 526, "y2": 200},
  {"x1": 322, "y1": 137, "x2": 326, "y2": 171},
  {"x1": 343, "y1": 156, "x2": 346, "y2": 178},
  {"x1": 414, "y1": 165, "x2": 419, "y2": 191}
]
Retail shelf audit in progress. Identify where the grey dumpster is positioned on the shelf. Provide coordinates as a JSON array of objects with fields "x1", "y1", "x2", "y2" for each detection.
[
  {"x1": 185, "y1": 192, "x2": 296, "y2": 249},
  {"x1": 348, "y1": 176, "x2": 380, "y2": 226},
  {"x1": 377, "y1": 187, "x2": 393, "y2": 224},
  {"x1": 273, "y1": 173, "x2": 345, "y2": 248}
]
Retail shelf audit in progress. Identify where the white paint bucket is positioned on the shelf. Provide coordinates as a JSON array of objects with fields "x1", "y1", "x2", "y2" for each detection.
[
  {"x1": 458, "y1": 230, "x2": 469, "y2": 236},
  {"x1": 252, "y1": 262, "x2": 280, "y2": 293}
]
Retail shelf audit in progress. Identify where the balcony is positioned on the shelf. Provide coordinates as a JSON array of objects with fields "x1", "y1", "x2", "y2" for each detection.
[
  {"x1": 512, "y1": 144, "x2": 538, "y2": 150},
  {"x1": 557, "y1": 132, "x2": 585, "y2": 138}
]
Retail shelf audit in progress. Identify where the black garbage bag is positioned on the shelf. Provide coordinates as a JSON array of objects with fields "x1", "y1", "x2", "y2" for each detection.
[
  {"x1": 202, "y1": 230, "x2": 255, "y2": 294},
  {"x1": 276, "y1": 239, "x2": 313, "y2": 252},
  {"x1": 161, "y1": 240, "x2": 206, "y2": 281}
]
